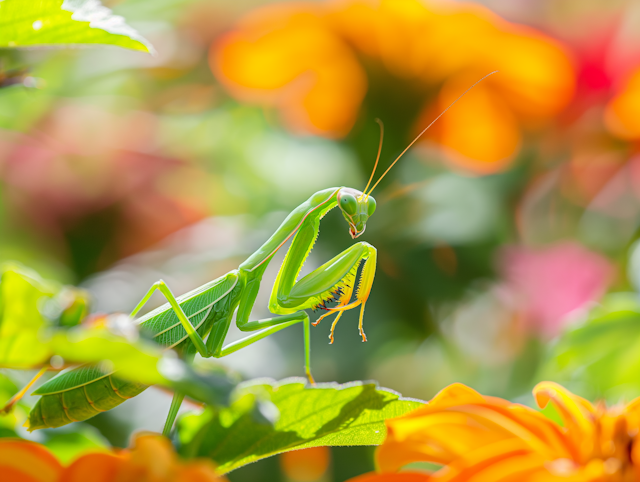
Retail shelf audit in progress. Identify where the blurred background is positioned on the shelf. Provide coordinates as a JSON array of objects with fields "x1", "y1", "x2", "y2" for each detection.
[{"x1": 4, "y1": 0, "x2": 640, "y2": 480}]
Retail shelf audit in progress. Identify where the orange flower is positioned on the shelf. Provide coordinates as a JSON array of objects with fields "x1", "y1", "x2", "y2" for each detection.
[
  {"x1": 605, "y1": 67, "x2": 640, "y2": 140},
  {"x1": 211, "y1": 3, "x2": 366, "y2": 138},
  {"x1": 280, "y1": 446, "x2": 331, "y2": 481},
  {"x1": 0, "y1": 434, "x2": 225, "y2": 482},
  {"x1": 0, "y1": 439, "x2": 63, "y2": 482},
  {"x1": 349, "y1": 382, "x2": 640, "y2": 481},
  {"x1": 212, "y1": 0, "x2": 574, "y2": 173}
]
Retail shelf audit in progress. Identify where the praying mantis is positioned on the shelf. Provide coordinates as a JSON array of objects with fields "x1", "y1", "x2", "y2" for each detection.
[{"x1": 14, "y1": 72, "x2": 496, "y2": 437}]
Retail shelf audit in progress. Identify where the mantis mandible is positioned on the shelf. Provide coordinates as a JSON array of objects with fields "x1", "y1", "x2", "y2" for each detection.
[{"x1": 21, "y1": 72, "x2": 497, "y2": 436}]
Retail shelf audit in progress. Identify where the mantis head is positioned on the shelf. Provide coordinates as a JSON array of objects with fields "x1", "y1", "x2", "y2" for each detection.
[{"x1": 337, "y1": 188, "x2": 376, "y2": 239}]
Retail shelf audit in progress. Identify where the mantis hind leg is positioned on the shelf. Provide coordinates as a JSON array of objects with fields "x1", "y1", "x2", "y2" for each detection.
[
  {"x1": 130, "y1": 280, "x2": 209, "y2": 357},
  {"x1": 208, "y1": 309, "x2": 315, "y2": 384},
  {"x1": 129, "y1": 280, "x2": 216, "y2": 435}
]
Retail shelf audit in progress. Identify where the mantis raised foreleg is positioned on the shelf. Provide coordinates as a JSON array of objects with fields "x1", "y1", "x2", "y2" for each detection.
[{"x1": 23, "y1": 71, "x2": 496, "y2": 436}]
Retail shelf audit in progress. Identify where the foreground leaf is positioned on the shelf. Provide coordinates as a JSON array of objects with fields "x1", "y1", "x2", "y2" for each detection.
[
  {"x1": 0, "y1": 264, "x2": 236, "y2": 408},
  {"x1": 0, "y1": 265, "x2": 68, "y2": 367},
  {"x1": 178, "y1": 378, "x2": 424, "y2": 474},
  {"x1": 0, "y1": 0, "x2": 152, "y2": 52}
]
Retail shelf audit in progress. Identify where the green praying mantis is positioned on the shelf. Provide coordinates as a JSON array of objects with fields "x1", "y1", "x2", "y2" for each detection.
[{"x1": 7, "y1": 72, "x2": 496, "y2": 437}]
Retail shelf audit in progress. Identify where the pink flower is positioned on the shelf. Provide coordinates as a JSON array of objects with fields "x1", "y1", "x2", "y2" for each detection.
[{"x1": 498, "y1": 242, "x2": 613, "y2": 337}]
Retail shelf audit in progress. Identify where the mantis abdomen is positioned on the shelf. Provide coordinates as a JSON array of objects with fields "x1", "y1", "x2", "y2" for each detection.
[{"x1": 27, "y1": 272, "x2": 242, "y2": 431}]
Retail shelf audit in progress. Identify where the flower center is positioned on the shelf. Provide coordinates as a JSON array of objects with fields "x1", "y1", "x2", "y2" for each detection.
[{"x1": 584, "y1": 411, "x2": 637, "y2": 481}]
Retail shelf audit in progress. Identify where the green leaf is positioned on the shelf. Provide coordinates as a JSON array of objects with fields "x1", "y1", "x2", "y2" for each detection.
[
  {"x1": 0, "y1": 372, "x2": 22, "y2": 431},
  {"x1": 542, "y1": 293, "x2": 640, "y2": 398},
  {"x1": 0, "y1": 264, "x2": 58, "y2": 367},
  {"x1": 178, "y1": 378, "x2": 424, "y2": 474},
  {"x1": 46, "y1": 324, "x2": 172, "y2": 386},
  {"x1": 0, "y1": 0, "x2": 153, "y2": 52},
  {"x1": 0, "y1": 263, "x2": 89, "y2": 367}
]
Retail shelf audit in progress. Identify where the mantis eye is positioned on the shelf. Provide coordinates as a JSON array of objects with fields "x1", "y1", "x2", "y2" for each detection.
[
  {"x1": 340, "y1": 194, "x2": 357, "y2": 215},
  {"x1": 367, "y1": 196, "x2": 376, "y2": 216}
]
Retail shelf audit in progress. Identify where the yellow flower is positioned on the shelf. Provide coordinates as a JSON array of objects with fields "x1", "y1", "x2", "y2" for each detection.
[
  {"x1": 350, "y1": 382, "x2": 640, "y2": 481},
  {"x1": 0, "y1": 434, "x2": 225, "y2": 482},
  {"x1": 211, "y1": 0, "x2": 574, "y2": 174}
]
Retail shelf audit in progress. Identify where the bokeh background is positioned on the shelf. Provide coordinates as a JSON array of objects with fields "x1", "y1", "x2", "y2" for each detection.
[{"x1": 4, "y1": 0, "x2": 640, "y2": 480}]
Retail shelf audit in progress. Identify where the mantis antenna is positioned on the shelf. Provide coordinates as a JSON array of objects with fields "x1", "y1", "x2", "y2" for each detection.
[
  {"x1": 366, "y1": 70, "x2": 499, "y2": 195},
  {"x1": 363, "y1": 118, "x2": 384, "y2": 199}
]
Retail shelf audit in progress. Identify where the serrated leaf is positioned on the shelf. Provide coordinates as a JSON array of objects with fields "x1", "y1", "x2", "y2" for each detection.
[
  {"x1": 0, "y1": 0, "x2": 153, "y2": 52},
  {"x1": 177, "y1": 378, "x2": 424, "y2": 474}
]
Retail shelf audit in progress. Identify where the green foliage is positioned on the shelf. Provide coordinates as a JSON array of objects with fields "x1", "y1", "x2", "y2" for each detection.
[
  {"x1": 0, "y1": 372, "x2": 21, "y2": 434},
  {"x1": 0, "y1": 263, "x2": 237, "y2": 412},
  {"x1": 0, "y1": 263, "x2": 162, "y2": 375},
  {"x1": 543, "y1": 293, "x2": 640, "y2": 399},
  {"x1": 178, "y1": 378, "x2": 424, "y2": 474},
  {"x1": 0, "y1": 264, "x2": 62, "y2": 367},
  {"x1": 0, "y1": 0, "x2": 152, "y2": 52}
]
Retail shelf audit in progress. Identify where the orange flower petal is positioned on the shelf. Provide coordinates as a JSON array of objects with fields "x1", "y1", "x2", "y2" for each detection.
[
  {"x1": 434, "y1": 446, "x2": 550, "y2": 482},
  {"x1": 423, "y1": 383, "x2": 487, "y2": 411},
  {"x1": 376, "y1": 441, "x2": 440, "y2": 474},
  {"x1": 115, "y1": 434, "x2": 177, "y2": 480},
  {"x1": 426, "y1": 79, "x2": 520, "y2": 174},
  {"x1": 533, "y1": 382, "x2": 595, "y2": 460},
  {"x1": 377, "y1": 383, "x2": 577, "y2": 474},
  {"x1": 280, "y1": 447, "x2": 330, "y2": 482},
  {"x1": 0, "y1": 439, "x2": 63, "y2": 482},
  {"x1": 605, "y1": 68, "x2": 640, "y2": 140},
  {"x1": 346, "y1": 472, "x2": 432, "y2": 482},
  {"x1": 175, "y1": 461, "x2": 225, "y2": 482},
  {"x1": 60, "y1": 452, "x2": 125, "y2": 482},
  {"x1": 211, "y1": 4, "x2": 366, "y2": 137},
  {"x1": 486, "y1": 30, "x2": 574, "y2": 122}
]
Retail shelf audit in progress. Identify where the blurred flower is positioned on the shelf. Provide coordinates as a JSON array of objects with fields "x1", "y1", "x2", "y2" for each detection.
[
  {"x1": 517, "y1": 9, "x2": 640, "y2": 247},
  {"x1": 212, "y1": 2, "x2": 367, "y2": 138},
  {"x1": 212, "y1": 0, "x2": 574, "y2": 173},
  {"x1": 0, "y1": 437, "x2": 63, "y2": 482},
  {"x1": 0, "y1": 103, "x2": 205, "y2": 276},
  {"x1": 280, "y1": 446, "x2": 331, "y2": 481},
  {"x1": 349, "y1": 381, "x2": 640, "y2": 481},
  {"x1": 605, "y1": 67, "x2": 640, "y2": 140},
  {"x1": 498, "y1": 242, "x2": 613, "y2": 337},
  {"x1": 0, "y1": 434, "x2": 225, "y2": 482}
]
